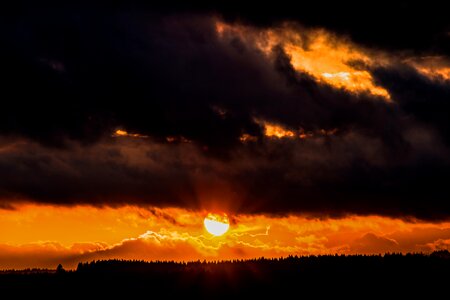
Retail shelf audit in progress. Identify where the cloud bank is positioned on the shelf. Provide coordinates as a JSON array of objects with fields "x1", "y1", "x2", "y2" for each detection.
[{"x1": 0, "y1": 5, "x2": 449, "y2": 219}]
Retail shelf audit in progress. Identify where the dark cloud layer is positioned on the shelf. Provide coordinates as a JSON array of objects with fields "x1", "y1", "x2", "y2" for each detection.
[
  {"x1": 0, "y1": 5, "x2": 449, "y2": 220},
  {"x1": 6, "y1": 1, "x2": 449, "y2": 53}
]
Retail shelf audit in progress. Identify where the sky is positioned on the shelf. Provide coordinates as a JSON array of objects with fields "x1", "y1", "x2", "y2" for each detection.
[{"x1": 0, "y1": 1, "x2": 449, "y2": 269}]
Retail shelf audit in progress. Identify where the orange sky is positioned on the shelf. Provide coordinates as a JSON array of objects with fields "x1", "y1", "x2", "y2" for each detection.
[{"x1": 1, "y1": 204, "x2": 449, "y2": 269}]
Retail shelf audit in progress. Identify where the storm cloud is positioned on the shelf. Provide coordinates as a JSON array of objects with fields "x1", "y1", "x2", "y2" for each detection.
[{"x1": 0, "y1": 3, "x2": 449, "y2": 220}]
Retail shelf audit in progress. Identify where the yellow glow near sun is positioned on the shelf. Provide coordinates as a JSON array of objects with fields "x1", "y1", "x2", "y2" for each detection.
[{"x1": 204, "y1": 213, "x2": 230, "y2": 236}]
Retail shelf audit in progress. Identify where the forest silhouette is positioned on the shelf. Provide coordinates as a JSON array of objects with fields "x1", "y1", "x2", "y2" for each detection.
[{"x1": 1, "y1": 251, "x2": 449, "y2": 298}]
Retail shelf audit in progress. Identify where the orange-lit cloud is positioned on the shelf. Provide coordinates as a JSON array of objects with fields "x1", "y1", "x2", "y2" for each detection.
[
  {"x1": 405, "y1": 56, "x2": 450, "y2": 81},
  {"x1": 216, "y1": 21, "x2": 391, "y2": 100},
  {"x1": 1, "y1": 204, "x2": 449, "y2": 269},
  {"x1": 166, "y1": 136, "x2": 192, "y2": 143},
  {"x1": 239, "y1": 133, "x2": 258, "y2": 142},
  {"x1": 261, "y1": 122, "x2": 295, "y2": 138},
  {"x1": 247, "y1": 119, "x2": 337, "y2": 140},
  {"x1": 113, "y1": 129, "x2": 148, "y2": 138}
]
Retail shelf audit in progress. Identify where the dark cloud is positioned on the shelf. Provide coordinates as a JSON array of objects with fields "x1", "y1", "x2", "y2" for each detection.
[
  {"x1": 0, "y1": 139, "x2": 199, "y2": 207},
  {"x1": 373, "y1": 64, "x2": 450, "y2": 145},
  {"x1": 0, "y1": 6, "x2": 449, "y2": 220},
  {"x1": 6, "y1": 1, "x2": 449, "y2": 53},
  {"x1": 0, "y1": 12, "x2": 399, "y2": 150},
  {"x1": 1, "y1": 131, "x2": 450, "y2": 220}
]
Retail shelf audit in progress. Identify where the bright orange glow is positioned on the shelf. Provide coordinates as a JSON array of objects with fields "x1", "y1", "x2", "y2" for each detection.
[
  {"x1": 204, "y1": 213, "x2": 230, "y2": 236},
  {"x1": 113, "y1": 129, "x2": 148, "y2": 138},
  {"x1": 406, "y1": 56, "x2": 450, "y2": 81},
  {"x1": 419, "y1": 67, "x2": 450, "y2": 80},
  {"x1": 284, "y1": 40, "x2": 390, "y2": 99},
  {"x1": 114, "y1": 129, "x2": 128, "y2": 136},
  {"x1": 215, "y1": 21, "x2": 391, "y2": 100},
  {"x1": 263, "y1": 122, "x2": 295, "y2": 138},
  {"x1": 253, "y1": 119, "x2": 337, "y2": 140},
  {"x1": 0, "y1": 204, "x2": 450, "y2": 269}
]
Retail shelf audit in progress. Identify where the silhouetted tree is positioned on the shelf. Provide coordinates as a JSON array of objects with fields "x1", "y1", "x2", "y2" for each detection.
[{"x1": 56, "y1": 264, "x2": 65, "y2": 274}]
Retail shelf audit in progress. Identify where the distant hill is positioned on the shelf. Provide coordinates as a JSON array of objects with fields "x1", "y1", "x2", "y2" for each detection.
[{"x1": 1, "y1": 251, "x2": 449, "y2": 298}]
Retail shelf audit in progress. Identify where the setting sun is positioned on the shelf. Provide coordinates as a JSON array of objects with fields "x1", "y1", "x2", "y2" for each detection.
[{"x1": 204, "y1": 213, "x2": 230, "y2": 236}]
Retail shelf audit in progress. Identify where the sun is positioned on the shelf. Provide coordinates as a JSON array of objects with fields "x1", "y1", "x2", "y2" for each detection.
[{"x1": 204, "y1": 213, "x2": 230, "y2": 236}]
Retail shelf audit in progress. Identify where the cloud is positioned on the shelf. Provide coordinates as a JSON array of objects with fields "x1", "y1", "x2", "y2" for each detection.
[
  {"x1": 372, "y1": 63, "x2": 450, "y2": 145},
  {"x1": 425, "y1": 239, "x2": 450, "y2": 251},
  {"x1": 0, "y1": 9, "x2": 449, "y2": 219},
  {"x1": 350, "y1": 233, "x2": 400, "y2": 254},
  {"x1": 0, "y1": 12, "x2": 434, "y2": 149},
  {"x1": 1, "y1": 122, "x2": 450, "y2": 220}
]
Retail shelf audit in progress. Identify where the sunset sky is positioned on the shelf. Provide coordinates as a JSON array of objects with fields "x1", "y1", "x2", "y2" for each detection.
[{"x1": 1, "y1": 1, "x2": 449, "y2": 269}]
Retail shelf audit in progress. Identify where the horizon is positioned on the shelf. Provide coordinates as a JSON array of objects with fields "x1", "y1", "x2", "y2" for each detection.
[{"x1": 2, "y1": 250, "x2": 449, "y2": 272}]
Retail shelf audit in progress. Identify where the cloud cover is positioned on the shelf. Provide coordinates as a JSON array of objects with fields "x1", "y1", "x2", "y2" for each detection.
[{"x1": 0, "y1": 3, "x2": 449, "y2": 219}]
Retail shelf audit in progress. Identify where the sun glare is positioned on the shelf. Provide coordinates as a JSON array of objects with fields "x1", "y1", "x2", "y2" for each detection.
[{"x1": 204, "y1": 213, "x2": 230, "y2": 236}]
